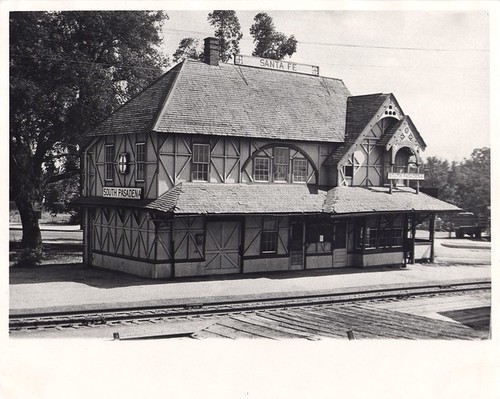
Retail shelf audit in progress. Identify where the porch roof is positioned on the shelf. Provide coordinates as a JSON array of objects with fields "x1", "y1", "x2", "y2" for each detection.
[
  {"x1": 144, "y1": 183, "x2": 460, "y2": 216},
  {"x1": 323, "y1": 186, "x2": 461, "y2": 214},
  {"x1": 146, "y1": 183, "x2": 328, "y2": 215}
]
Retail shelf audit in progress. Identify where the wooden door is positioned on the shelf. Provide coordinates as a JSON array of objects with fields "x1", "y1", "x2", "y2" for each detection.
[
  {"x1": 333, "y1": 221, "x2": 348, "y2": 268},
  {"x1": 205, "y1": 221, "x2": 241, "y2": 275},
  {"x1": 289, "y1": 221, "x2": 305, "y2": 270}
]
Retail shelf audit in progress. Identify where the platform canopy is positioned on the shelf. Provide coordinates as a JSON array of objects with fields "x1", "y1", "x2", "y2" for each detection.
[
  {"x1": 142, "y1": 183, "x2": 461, "y2": 216},
  {"x1": 145, "y1": 183, "x2": 328, "y2": 215},
  {"x1": 323, "y1": 186, "x2": 461, "y2": 215}
]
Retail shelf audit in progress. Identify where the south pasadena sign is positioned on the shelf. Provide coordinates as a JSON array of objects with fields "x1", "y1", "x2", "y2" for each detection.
[
  {"x1": 103, "y1": 187, "x2": 142, "y2": 200},
  {"x1": 388, "y1": 173, "x2": 425, "y2": 181},
  {"x1": 234, "y1": 54, "x2": 319, "y2": 76}
]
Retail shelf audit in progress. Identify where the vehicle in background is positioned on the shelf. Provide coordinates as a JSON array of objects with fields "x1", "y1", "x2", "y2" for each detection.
[{"x1": 448, "y1": 212, "x2": 487, "y2": 239}]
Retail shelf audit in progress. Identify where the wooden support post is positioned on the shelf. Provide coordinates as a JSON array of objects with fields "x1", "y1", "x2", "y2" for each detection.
[
  {"x1": 362, "y1": 218, "x2": 367, "y2": 255},
  {"x1": 389, "y1": 163, "x2": 394, "y2": 194},
  {"x1": 410, "y1": 213, "x2": 416, "y2": 264},
  {"x1": 416, "y1": 164, "x2": 420, "y2": 194},
  {"x1": 171, "y1": 217, "x2": 176, "y2": 279},
  {"x1": 302, "y1": 218, "x2": 306, "y2": 270},
  {"x1": 429, "y1": 214, "x2": 436, "y2": 262},
  {"x1": 240, "y1": 216, "x2": 246, "y2": 274},
  {"x1": 403, "y1": 214, "x2": 409, "y2": 268}
]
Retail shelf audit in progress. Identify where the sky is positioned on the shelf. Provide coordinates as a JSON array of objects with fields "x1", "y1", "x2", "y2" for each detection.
[{"x1": 160, "y1": 10, "x2": 490, "y2": 162}]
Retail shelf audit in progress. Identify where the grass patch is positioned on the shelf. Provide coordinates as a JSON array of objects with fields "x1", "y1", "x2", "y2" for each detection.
[{"x1": 9, "y1": 242, "x2": 83, "y2": 267}]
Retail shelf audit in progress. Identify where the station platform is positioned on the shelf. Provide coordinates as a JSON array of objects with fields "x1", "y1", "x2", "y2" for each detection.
[{"x1": 9, "y1": 261, "x2": 491, "y2": 316}]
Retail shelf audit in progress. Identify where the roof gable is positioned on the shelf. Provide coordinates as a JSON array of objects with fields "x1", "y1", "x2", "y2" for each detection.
[
  {"x1": 383, "y1": 115, "x2": 427, "y2": 150},
  {"x1": 324, "y1": 93, "x2": 407, "y2": 166}
]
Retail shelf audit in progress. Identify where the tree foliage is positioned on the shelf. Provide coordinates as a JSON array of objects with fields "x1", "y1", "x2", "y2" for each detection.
[
  {"x1": 207, "y1": 10, "x2": 243, "y2": 62},
  {"x1": 10, "y1": 11, "x2": 169, "y2": 264},
  {"x1": 43, "y1": 173, "x2": 80, "y2": 223},
  {"x1": 250, "y1": 13, "x2": 297, "y2": 60},
  {"x1": 173, "y1": 37, "x2": 203, "y2": 63},
  {"x1": 421, "y1": 147, "x2": 490, "y2": 221}
]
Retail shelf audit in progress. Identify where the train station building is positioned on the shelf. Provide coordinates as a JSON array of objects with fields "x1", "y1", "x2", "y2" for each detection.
[{"x1": 77, "y1": 37, "x2": 459, "y2": 279}]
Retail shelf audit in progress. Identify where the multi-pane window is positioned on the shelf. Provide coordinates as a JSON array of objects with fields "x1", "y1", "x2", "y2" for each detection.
[
  {"x1": 273, "y1": 147, "x2": 289, "y2": 181},
  {"x1": 254, "y1": 157, "x2": 270, "y2": 182},
  {"x1": 356, "y1": 215, "x2": 404, "y2": 250},
  {"x1": 105, "y1": 144, "x2": 114, "y2": 181},
  {"x1": 192, "y1": 144, "x2": 210, "y2": 181},
  {"x1": 261, "y1": 217, "x2": 278, "y2": 253},
  {"x1": 136, "y1": 143, "x2": 146, "y2": 181},
  {"x1": 306, "y1": 222, "x2": 333, "y2": 254},
  {"x1": 292, "y1": 159, "x2": 308, "y2": 182}
]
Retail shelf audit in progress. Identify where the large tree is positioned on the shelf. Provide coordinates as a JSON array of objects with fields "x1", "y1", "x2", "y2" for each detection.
[
  {"x1": 207, "y1": 10, "x2": 243, "y2": 62},
  {"x1": 421, "y1": 147, "x2": 491, "y2": 222},
  {"x1": 10, "y1": 11, "x2": 169, "y2": 265},
  {"x1": 172, "y1": 37, "x2": 203, "y2": 63},
  {"x1": 421, "y1": 156, "x2": 457, "y2": 202},
  {"x1": 452, "y1": 147, "x2": 490, "y2": 219},
  {"x1": 250, "y1": 12, "x2": 297, "y2": 60}
]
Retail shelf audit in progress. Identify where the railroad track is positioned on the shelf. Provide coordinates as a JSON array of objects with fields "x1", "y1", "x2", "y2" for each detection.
[{"x1": 9, "y1": 281, "x2": 490, "y2": 332}]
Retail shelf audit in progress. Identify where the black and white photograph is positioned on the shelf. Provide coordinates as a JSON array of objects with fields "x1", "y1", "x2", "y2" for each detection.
[{"x1": 2, "y1": 2, "x2": 498, "y2": 399}]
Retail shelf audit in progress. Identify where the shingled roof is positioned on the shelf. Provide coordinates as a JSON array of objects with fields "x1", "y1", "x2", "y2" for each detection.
[
  {"x1": 323, "y1": 186, "x2": 461, "y2": 214},
  {"x1": 87, "y1": 63, "x2": 182, "y2": 137},
  {"x1": 87, "y1": 59, "x2": 351, "y2": 142},
  {"x1": 146, "y1": 183, "x2": 328, "y2": 215},
  {"x1": 323, "y1": 94, "x2": 390, "y2": 166},
  {"x1": 345, "y1": 93, "x2": 389, "y2": 141},
  {"x1": 142, "y1": 183, "x2": 460, "y2": 216}
]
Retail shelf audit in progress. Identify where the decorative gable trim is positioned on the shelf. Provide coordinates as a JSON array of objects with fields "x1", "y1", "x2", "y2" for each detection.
[
  {"x1": 337, "y1": 93, "x2": 402, "y2": 169},
  {"x1": 375, "y1": 95, "x2": 404, "y2": 122},
  {"x1": 385, "y1": 116, "x2": 426, "y2": 164}
]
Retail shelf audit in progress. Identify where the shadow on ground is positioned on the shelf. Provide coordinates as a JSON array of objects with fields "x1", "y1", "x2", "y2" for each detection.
[{"x1": 9, "y1": 262, "x2": 406, "y2": 289}]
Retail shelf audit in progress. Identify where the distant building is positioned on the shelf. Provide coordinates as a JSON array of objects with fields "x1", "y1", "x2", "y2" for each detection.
[{"x1": 77, "y1": 37, "x2": 459, "y2": 279}]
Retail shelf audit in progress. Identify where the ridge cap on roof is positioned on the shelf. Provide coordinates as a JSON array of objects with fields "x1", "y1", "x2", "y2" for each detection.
[
  {"x1": 348, "y1": 92, "x2": 385, "y2": 99},
  {"x1": 185, "y1": 57, "x2": 347, "y2": 82}
]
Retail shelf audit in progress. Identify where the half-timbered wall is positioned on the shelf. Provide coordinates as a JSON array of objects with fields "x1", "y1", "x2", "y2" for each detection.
[
  {"x1": 244, "y1": 216, "x2": 289, "y2": 257},
  {"x1": 91, "y1": 207, "x2": 156, "y2": 261},
  {"x1": 173, "y1": 216, "x2": 205, "y2": 262},
  {"x1": 338, "y1": 117, "x2": 397, "y2": 187},
  {"x1": 83, "y1": 133, "x2": 158, "y2": 199},
  {"x1": 156, "y1": 134, "x2": 336, "y2": 195},
  {"x1": 85, "y1": 133, "x2": 339, "y2": 199}
]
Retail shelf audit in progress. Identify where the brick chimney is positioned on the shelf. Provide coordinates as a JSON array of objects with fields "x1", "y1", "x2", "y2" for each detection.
[{"x1": 204, "y1": 37, "x2": 220, "y2": 66}]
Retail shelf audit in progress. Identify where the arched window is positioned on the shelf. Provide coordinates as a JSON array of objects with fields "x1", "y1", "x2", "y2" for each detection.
[{"x1": 244, "y1": 144, "x2": 318, "y2": 184}]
